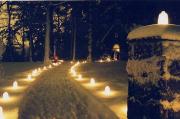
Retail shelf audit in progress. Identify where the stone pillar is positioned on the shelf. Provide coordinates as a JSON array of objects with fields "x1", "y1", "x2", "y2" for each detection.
[{"x1": 127, "y1": 38, "x2": 180, "y2": 119}]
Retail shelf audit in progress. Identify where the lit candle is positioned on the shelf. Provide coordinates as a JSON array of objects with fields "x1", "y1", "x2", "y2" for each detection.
[
  {"x1": 107, "y1": 58, "x2": 111, "y2": 62},
  {"x1": 72, "y1": 71, "x2": 77, "y2": 77},
  {"x1": 99, "y1": 59, "x2": 103, "y2": 63},
  {"x1": 48, "y1": 65, "x2": 52, "y2": 68},
  {"x1": 32, "y1": 69, "x2": 37, "y2": 76},
  {"x1": 38, "y1": 68, "x2": 41, "y2": 72},
  {"x1": 0, "y1": 106, "x2": 4, "y2": 119},
  {"x1": 77, "y1": 74, "x2": 82, "y2": 80},
  {"x1": 13, "y1": 81, "x2": 18, "y2": 89},
  {"x1": 43, "y1": 66, "x2": 47, "y2": 70},
  {"x1": 27, "y1": 74, "x2": 32, "y2": 80},
  {"x1": 104, "y1": 86, "x2": 111, "y2": 96},
  {"x1": 53, "y1": 63, "x2": 57, "y2": 66},
  {"x1": 90, "y1": 78, "x2": 95, "y2": 86},
  {"x1": 2, "y1": 92, "x2": 9, "y2": 100},
  {"x1": 158, "y1": 11, "x2": 169, "y2": 25}
]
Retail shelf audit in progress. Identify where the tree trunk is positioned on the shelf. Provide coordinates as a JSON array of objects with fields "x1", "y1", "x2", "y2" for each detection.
[
  {"x1": 87, "y1": 3, "x2": 93, "y2": 62},
  {"x1": 22, "y1": 27, "x2": 25, "y2": 61},
  {"x1": 72, "y1": 13, "x2": 76, "y2": 61},
  {"x1": 29, "y1": 28, "x2": 33, "y2": 62},
  {"x1": 44, "y1": 5, "x2": 53, "y2": 64}
]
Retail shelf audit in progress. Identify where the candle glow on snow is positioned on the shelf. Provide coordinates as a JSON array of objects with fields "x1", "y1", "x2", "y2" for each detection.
[
  {"x1": 27, "y1": 74, "x2": 32, "y2": 80},
  {"x1": 0, "y1": 106, "x2": 4, "y2": 119},
  {"x1": 158, "y1": 11, "x2": 169, "y2": 25},
  {"x1": 13, "y1": 81, "x2": 18, "y2": 89},
  {"x1": 90, "y1": 78, "x2": 95, "y2": 86},
  {"x1": 104, "y1": 86, "x2": 111, "y2": 96},
  {"x1": 2, "y1": 92, "x2": 9, "y2": 100}
]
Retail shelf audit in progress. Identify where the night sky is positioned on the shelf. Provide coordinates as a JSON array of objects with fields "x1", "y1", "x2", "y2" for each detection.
[{"x1": 68, "y1": 1, "x2": 180, "y2": 60}]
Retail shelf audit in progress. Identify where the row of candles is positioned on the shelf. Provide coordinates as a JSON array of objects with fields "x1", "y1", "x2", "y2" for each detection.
[
  {"x1": 70, "y1": 61, "x2": 111, "y2": 96},
  {"x1": 0, "y1": 61, "x2": 62, "y2": 119}
]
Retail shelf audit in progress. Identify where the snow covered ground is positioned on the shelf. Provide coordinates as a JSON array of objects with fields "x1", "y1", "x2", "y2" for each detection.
[
  {"x1": 76, "y1": 61, "x2": 128, "y2": 119},
  {"x1": 0, "y1": 61, "x2": 128, "y2": 119}
]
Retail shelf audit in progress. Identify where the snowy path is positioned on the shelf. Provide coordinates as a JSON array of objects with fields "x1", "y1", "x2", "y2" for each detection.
[
  {"x1": 70, "y1": 61, "x2": 128, "y2": 119},
  {"x1": 0, "y1": 70, "x2": 30, "y2": 119},
  {"x1": 0, "y1": 62, "x2": 61, "y2": 119}
]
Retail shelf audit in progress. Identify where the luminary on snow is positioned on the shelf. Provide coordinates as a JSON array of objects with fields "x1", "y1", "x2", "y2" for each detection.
[
  {"x1": 99, "y1": 59, "x2": 103, "y2": 63},
  {"x1": 72, "y1": 72, "x2": 77, "y2": 77},
  {"x1": 43, "y1": 66, "x2": 47, "y2": 70},
  {"x1": 77, "y1": 74, "x2": 82, "y2": 80},
  {"x1": 2, "y1": 92, "x2": 9, "y2": 100},
  {"x1": 158, "y1": 11, "x2": 169, "y2": 25},
  {"x1": 106, "y1": 57, "x2": 111, "y2": 62},
  {"x1": 0, "y1": 106, "x2": 4, "y2": 119},
  {"x1": 32, "y1": 69, "x2": 37, "y2": 76},
  {"x1": 48, "y1": 65, "x2": 52, "y2": 68},
  {"x1": 90, "y1": 78, "x2": 95, "y2": 86},
  {"x1": 38, "y1": 68, "x2": 41, "y2": 72},
  {"x1": 104, "y1": 86, "x2": 111, "y2": 96},
  {"x1": 13, "y1": 81, "x2": 18, "y2": 89},
  {"x1": 27, "y1": 74, "x2": 32, "y2": 80}
]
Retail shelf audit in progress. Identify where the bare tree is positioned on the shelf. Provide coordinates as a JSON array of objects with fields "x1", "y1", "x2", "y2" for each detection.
[{"x1": 44, "y1": 5, "x2": 53, "y2": 64}]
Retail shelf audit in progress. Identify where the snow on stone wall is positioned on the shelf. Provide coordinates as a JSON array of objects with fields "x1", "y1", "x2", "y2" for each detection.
[
  {"x1": 128, "y1": 24, "x2": 180, "y2": 41},
  {"x1": 127, "y1": 56, "x2": 161, "y2": 85},
  {"x1": 127, "y1": 38, "x2": 180, "y2": 118}
]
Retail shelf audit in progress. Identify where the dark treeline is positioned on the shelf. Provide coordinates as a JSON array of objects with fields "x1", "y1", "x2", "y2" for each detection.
[{"x1": 0, "y1": 1, "x2": 180, "y2": 62}]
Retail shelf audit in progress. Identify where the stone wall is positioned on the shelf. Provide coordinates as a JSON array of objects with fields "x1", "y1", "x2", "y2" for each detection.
[{"x1": 127, "y1": 38, "x2": 180, "y2": 119}]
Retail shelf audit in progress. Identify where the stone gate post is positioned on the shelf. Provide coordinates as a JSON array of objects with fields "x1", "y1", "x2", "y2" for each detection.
[{"x1": 127, "y1": 24, "x2": 180, "y2": 119}]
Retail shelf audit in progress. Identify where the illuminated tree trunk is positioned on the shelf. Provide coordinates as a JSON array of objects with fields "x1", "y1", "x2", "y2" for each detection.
[{"x1": 44, "y1": 5, "x2": 53, "y2": 64}]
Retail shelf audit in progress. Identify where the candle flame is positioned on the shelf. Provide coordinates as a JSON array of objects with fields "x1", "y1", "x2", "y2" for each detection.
[
  {"x1": 158, "y1": 11, "x2": 169, "y2": 25},
  {"x1": 104, "y1": 86, "x2": 111, "y2": 96}
]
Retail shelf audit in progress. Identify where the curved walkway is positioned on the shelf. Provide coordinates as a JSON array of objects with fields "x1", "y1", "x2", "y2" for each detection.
[
  {"x1": 70, "y1": 61, "x2": 128, "y2": 119},
  {"x1": 0, "y1": 62, "x2": 61, "y2": 119}
]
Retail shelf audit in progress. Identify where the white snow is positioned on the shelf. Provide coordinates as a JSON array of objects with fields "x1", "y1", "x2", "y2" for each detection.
[
  {"x1": 126, "y1": 56, "x2": 161, "y2": 84},
  {"x1": 128, "y1": 24, "x2": 180, "y2": 41}
]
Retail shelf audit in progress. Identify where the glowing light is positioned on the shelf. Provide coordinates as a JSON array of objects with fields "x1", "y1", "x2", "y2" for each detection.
[
  {"x1": 122, "y1": 106, "x2": 127, "y2": 115},
  {"x1": 2, "y1": 92, "x2": 9, "y2": 100},
  {"x1": 90, "y1": 78, "x2": 95, "y2": 86},
  {"x1": 38, "y1": 68, "x2": 41, "y2": 72},
  {"x1": 32, "y1": 69, "x2": 38, "y2": 76},
  {"x1": 72, "y1": 71, "x2": 77, "y2": 77},
  {"x1": 0, "y1": 106, "x2": 4, "y2": 119},
  {"x1": 27, "y1": 74, "x2": 32, "y2": 80},
  {"x1": 106, "y1": 57, "x2": 111, "y2": 62},
  {"x1": 104, "y1": 86, "x2": 111, "y2": 96},
  {"x1": 158, "y1": 11, "x2": 169, "y2": 25},
  {"x1": 77, "y1": 61, "x2": 80, "y2": 65},
  {"x1": 59, "y1": 60, "x2": 64, "y2": 62},
  {"x1": 99, "y1": 59, "x2": 103, "y2": 63},
  {"x1": 13, "y1": 81, "x2": 18, "y2": 89},
  {"x1": 48, "y1": 65, "x2": 52, "y2": 69},
  {"x1": 53, "y1": 63, "x2": 58, "y2": 66},
  {"x1": 77, "y1": 74, "x2": 82, "y2": 80},
  {"x1": 70, "y1": 61, "x2": 74, "y2": 64},
  {"x1": 82, "y1": 61, "x2": 87, "y2": 64},
  {"x1": 43, "y1": 66, "x2": 47, "y2": 70}
]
